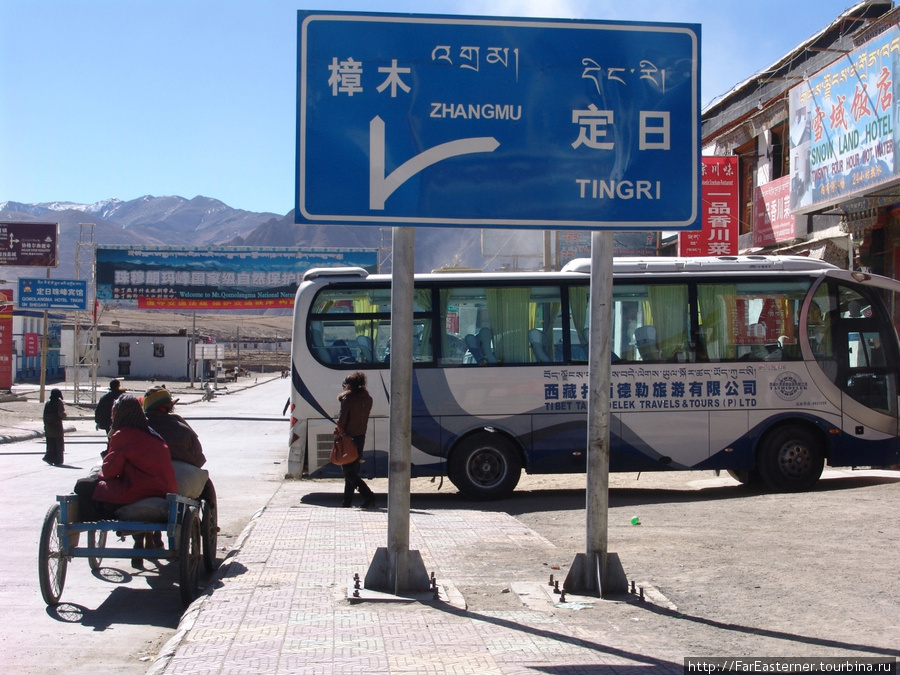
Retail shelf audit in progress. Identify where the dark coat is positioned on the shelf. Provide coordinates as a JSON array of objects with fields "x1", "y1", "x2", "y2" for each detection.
[
  {"x1": 94, "y1": 390, "x2": 123, "y2": 431},
  {"x1": 146, "y1": 408, "x2": 206, "y2": 468},
  {"x1": 337, "y1": 388, "x2": 372, "y2": 437},
  {"x1": 43, "y1": 398, "x2": 66, "y2": 439}
]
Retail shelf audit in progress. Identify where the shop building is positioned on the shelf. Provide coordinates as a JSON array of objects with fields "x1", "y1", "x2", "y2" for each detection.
[{"x1": 701, "y1": 1, "x2": 900, "y2": 276}]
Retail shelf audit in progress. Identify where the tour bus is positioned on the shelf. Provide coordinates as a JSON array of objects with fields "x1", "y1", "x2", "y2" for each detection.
[{"x1": 286, "y1": 255, "x2": 900, "y2": 499}]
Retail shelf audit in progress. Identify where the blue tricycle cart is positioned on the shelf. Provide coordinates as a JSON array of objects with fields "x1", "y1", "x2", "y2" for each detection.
[{"x1": 38, "y1": 492, "x2": 217, "y2": 608}]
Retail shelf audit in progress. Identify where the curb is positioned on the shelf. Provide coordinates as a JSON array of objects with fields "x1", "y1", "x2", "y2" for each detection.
[
  {"x1": 0, "y1": 423, "x2": 79, "y2": 445},
  {"x1": 0, "y1": 429, "x2": 43, "y2": 444},
  {"x1": 146, "y1": 504, "x2": 268, "y2": 675}
]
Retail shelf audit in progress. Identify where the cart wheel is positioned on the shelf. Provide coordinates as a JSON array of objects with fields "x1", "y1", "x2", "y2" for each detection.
[
  {"x1": 39, "y1": 503, "x2": 68, "y2": 606},
  {"x1": 179, "y1": 509, "x2": 202, "y2": 607},
  {"x1": 88, "y1": 530, "x2": 108, "y2": 571},
  {"x1": 200, "y1": 501, "x2": 218, "y2": 573}
]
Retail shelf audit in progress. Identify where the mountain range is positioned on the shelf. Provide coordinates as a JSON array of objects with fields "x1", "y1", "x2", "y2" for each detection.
[{"x1": 0, "y1": 195, "x2": 507, "y2": 282}]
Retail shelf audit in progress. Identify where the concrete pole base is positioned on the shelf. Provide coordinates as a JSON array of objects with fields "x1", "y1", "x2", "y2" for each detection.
[
  {"x1": 364, "y1": 546, "x2": 432, "y2": 595},
  {"x1": 564, "y1": 551, "x2": 628, "y2": 598}
]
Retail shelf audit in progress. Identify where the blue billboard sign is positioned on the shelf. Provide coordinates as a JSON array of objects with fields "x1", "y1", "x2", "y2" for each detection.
[
  {"x1": 18, "y1": 278, "x2": 87, "y2": 310},
  {"x1": 297, "y1": 12, "x2": 700, "y2": 230},
  {"x1": 788, "y1": 25, "x2": 900, "y2": 215},
  {"x1": 95, "y1": 246, "x2": 378, "y2": 310}
]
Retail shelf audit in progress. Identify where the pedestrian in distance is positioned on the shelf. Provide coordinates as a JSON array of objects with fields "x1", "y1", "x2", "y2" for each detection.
[
  {"x1": 94, "y1": 379, "x2": 125, "y2": 435},
  {"x1": 42, "y1": 388, "x2": 67, "y2": 466},
  {"x1": 337, "y1": 371, "x2": 375, "y2": 509}
]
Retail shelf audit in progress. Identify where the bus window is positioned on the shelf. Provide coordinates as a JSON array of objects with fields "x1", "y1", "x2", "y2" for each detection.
[
  {"x1": 697, "y1": 280, "x2": 806, "y2": 362},
  {"x1": 611, "y1": 283, "x2": 689, "y2": 363},
  {"x1": 309, "y1": 285, "x2": 432, "y2": 366},
  {"x1": 570, "y1": 283, "x2": 690, "y2": 363},
  {"x1": 611, "y1": 284, "x2": 656, "y2": 362},
  {"x1": 438, "y1": 284, "x2": 564, "y2": 365}
]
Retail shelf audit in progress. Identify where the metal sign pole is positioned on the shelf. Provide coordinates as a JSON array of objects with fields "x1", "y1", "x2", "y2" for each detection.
[
  {"x1": 366, "y1": 226, "x2": 429, "y2": 594},
  {"x1": 565, "y1": 230, "x2": 627, "y2": 597}
]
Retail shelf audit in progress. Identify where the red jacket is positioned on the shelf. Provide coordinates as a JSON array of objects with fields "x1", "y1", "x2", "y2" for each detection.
[{"x1": 93, "y1": 427, "x2": 178, "y2": 505}]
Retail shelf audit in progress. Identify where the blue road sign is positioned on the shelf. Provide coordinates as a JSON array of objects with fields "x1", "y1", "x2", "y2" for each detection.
[
  {"x1": 297, "y1": 12, "x2": 700, "y2": 230},
  {"x1": 18, "y1": 278, "x2": 87, "y2": 310}
]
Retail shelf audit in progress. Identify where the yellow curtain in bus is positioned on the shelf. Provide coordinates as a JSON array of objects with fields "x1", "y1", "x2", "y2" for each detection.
[
  {"x1": 697, "y1": 284, "x2": 734, "y2": 361},
  {"x1": 641, "y1": 300, "x2": 652, "y2": 327},
  {"x1": 647, "y1": 285, "x2": 689, "y2": 361},
  {"x1": 569, "y1": 286, "x2": 588, "y2": 354},
  {"x1": 486, "y1": 288, "x2": 531, "y2": 363},
  {"x1": 353, "y1": 294, "x2": 378, "y2": 361}
]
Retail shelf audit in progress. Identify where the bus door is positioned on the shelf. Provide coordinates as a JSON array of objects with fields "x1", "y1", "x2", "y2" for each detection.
[{"x1": 812, "y1": 280, "x2": 900, "y2": 463}]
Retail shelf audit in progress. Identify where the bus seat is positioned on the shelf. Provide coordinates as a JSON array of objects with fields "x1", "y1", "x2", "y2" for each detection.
[
  {"x1": 633, "y1": 325, "x2": 660, "y2": 361},
  {"x1": 478, "y1": 327, "x2": 498, "y2": 363},
  {"x1": 310, "y1": 322, "x2": 331, "y2": 363},
  {"x1": 464, "y1": 334, "x2": 485, "y2": 364},
  {"x1": 529, "y1": 329, "x2": 551, "y2": 363},
  {"x1": 356, "y1": 335, "x2": 374, "y2": 362},
  {"x1": 331, "y1": 340, "x2": 355, "y2": 363}
]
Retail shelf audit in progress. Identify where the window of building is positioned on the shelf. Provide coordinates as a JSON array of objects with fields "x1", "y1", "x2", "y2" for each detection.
[
  {"x1": 770, "y1": 122, "x2": 790, "y2": 179},
  {"x1": 118, "y1": 342, "x2": 130, "y2": 357},
  {"x1": 736, "y1": 140, "x2": 757, "y2": 236},
  {"x1": 153, "y1": 343, "x2": 165, "y2": 358}
]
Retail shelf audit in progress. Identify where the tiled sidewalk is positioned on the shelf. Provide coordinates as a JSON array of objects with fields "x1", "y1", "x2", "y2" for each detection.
[{"x1": 154, "y1": 496, "x2": 684, "y2": 674}]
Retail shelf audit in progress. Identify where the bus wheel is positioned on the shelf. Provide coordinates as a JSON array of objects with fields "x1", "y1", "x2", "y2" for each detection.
[
  {"x1": 449, "y1": 433, "x2": 521, "y2": 501},
  {"x1": 757, "y1": 425, "x2": 824, "y2": 492}
]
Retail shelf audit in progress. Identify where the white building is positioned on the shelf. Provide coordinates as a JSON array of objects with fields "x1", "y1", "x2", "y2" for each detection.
[{"x1": 97, "y1": 331, "x2": 190, "y2": 380}]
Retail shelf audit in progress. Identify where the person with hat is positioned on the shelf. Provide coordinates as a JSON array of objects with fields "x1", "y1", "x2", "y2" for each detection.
[
  {"x1": 95, "y1": 379, "x2": 125, "y2": 435},
  {"x1": 143, "y1": 386, "x2": 217, "y2": 512}
]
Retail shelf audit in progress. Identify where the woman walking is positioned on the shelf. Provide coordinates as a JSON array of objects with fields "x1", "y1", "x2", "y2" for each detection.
[
  {"x1": 337, "y1": 372, "x2": 375, "y2": 508},
  {"x1": 42, "y1": 388, "x2": 66, "y2": 466}
]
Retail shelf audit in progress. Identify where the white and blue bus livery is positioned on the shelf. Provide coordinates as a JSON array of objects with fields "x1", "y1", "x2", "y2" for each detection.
[{"x1": 287, "y1": 256, "x2": 900, "y2": 499}]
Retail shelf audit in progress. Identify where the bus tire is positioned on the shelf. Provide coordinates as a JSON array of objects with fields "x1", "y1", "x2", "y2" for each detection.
[
  {"x1": 757, "y1": 424, "x2": 824, "y2": 492},
  {"x1": 449, "y1": 433, "x2": 521, "y2": 501}
]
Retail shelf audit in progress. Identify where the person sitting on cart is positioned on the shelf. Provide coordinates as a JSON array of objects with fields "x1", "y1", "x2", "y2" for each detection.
[
  {"x1": 142, "y1": 386, "x2": 217, "y2": 517},
  {"x1": 73, "y1": 395, "x2": 177, "y2": 566}
]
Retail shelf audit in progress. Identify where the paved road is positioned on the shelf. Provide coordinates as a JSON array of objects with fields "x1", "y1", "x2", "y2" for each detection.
[{"x1": 0, "y1": 377, "x2": 289, "y2": 675}]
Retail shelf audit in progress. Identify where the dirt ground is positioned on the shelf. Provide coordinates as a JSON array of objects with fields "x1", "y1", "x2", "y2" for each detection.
[{"x1": 346, "y1": 466, "x2": 900, "y2": 658}]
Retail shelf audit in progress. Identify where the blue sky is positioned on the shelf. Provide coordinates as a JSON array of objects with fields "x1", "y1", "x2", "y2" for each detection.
[{"x1": 1, "y1": 0, "x2": 868, "y2": 215}]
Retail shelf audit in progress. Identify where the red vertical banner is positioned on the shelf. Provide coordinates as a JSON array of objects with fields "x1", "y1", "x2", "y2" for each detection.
[
  {"x1": 753, "y1": 175, "x2": 796, "y2": 247},
  {"x1": 678, "y1": 156, "x2": 739, "y2": 256},
  {"x1": 0, "y1": 289, "x2": 13, "y2": 390},
  {"x1": 24, "y1": 333, "x2": 40, "y2": 357}
]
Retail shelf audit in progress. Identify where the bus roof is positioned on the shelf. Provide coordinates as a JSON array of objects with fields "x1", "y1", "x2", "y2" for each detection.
[
  {"x1": 301, "y1": 256, "x2": 843, "y2": 285},
  {"x1": 562, "y1": 255, "x2": 840, "y2": 274}
]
